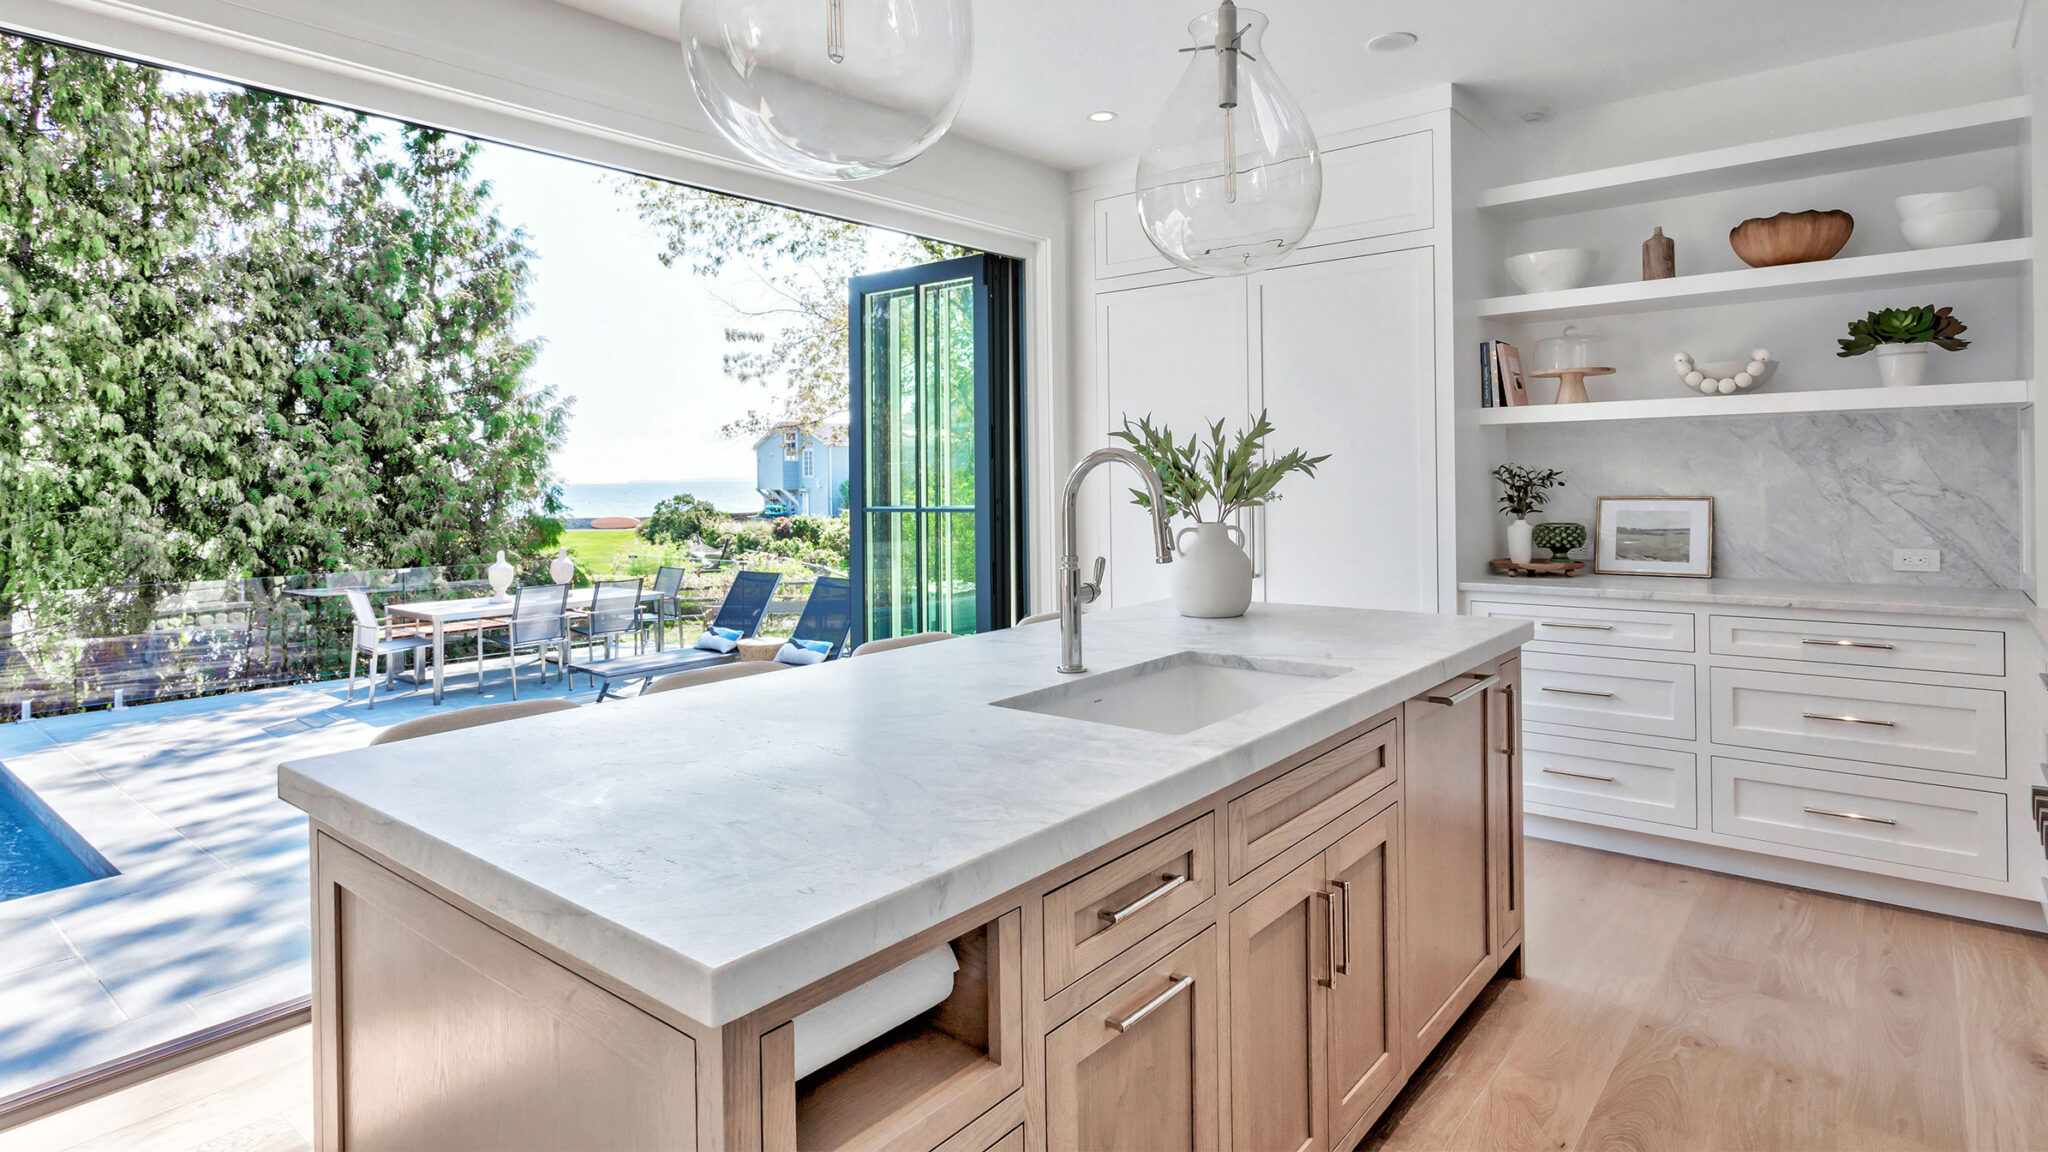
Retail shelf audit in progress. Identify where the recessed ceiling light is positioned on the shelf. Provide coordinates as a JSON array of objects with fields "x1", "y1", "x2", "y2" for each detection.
[
  {"x1": 1088, "y1": 110, "x2": 1117, "y2": 122},
  {"x1": 1366, "y1": 32, "x2": 1418, "y2": 52}
]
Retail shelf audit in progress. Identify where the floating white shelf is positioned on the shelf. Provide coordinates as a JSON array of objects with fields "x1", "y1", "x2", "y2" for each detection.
[
  {"x1": 1474, "y1": 239, "x2": 2030, "y2": 322},
  {"x1": 1477, "y1": 97, "x2": 2030, "y2": 221},
  {"x1": 1471, "y1": 379, "x2": 2031, "y2": 426}
]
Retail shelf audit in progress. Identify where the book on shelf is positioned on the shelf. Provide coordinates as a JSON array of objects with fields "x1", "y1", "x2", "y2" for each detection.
[{"x1": 1479, "y1": 341, "x2": 1494, "y2": 407}]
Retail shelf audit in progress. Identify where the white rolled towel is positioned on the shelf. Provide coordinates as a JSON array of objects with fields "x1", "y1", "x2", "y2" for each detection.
[{"x1": 792, "y1": 944, "x2": 960, "y2": 1079}]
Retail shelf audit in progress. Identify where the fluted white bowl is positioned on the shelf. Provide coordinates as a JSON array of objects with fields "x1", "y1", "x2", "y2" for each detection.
[
  {"x1": 1898, "y1": 208, "x2": 2000, "y2": 249},
  {"x1": 1503, "y1": 248, "x2": 1597, "y2": 295}
]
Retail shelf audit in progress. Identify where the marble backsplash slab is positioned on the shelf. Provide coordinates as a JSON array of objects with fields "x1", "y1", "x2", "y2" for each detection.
[{"x1": 1503, "y1": 408, "x2": 2026, "y2": 588}]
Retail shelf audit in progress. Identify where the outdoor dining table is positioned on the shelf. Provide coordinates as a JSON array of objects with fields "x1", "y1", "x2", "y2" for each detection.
[{"x1": 384, "y1": 595, "x2": 514, "y2": 705}]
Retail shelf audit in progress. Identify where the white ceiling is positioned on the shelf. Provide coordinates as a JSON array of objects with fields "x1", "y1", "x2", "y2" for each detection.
[{"x1": 558, "y1": 0, "x2": 2022, "y2": 171}]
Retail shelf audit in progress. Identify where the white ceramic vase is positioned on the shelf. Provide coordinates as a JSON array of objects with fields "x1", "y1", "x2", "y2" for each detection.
[
  {"x1": 1873, "y1": 343, "x2": 1929, "y2": 388},
  {"x1": 487, "y1": 550, "x2": 516, "y2": 598},
  {"x1": 1506, "y1": 519, "x2": 1535, "y2": 565},
  {"x1": 549, "y1": 547, "x2": 575, "y2": 585},
  {"x1": 1171, "y1": 523, "x2": 1254, "y2": 619}
]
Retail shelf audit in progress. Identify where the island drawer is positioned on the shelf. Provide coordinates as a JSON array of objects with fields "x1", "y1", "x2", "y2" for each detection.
[
  {"x1": 1043, "y1": 815, "x2": 1215, "y2": 995},
  {"x1": 1469, "y1": 600, "x2": 1695, "y2": 653},
  {"x1": 1523, "y1": 731, "x2": 1697, "y2": 829},
  {"x1": 931, "y1": 1092, "x2": 1026, "y2": 1152},
  {"x1": 1709, "y1": 667, "x2": 2005, "y2": 779},
  {"x1": 1227, "y1": 718, "x2": 1398, "y2": 880},
  {"x1": 1708, "y1": 614, "x2": 2004, "y2": 676},
  {"x1": 1710, "y1": 756, "x2": 2007, "y2": 879},
  {"x1": 1521, "y1": 650, "x2": 1696, "y2": 740}
]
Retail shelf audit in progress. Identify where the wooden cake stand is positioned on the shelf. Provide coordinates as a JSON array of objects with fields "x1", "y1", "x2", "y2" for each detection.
[
  {"x1": 1489, "y1": 557, "x2": 1586, "y2": 577},
  {"x1": 1525, "y1": 366, "x2": 1614, "y2": 405}
]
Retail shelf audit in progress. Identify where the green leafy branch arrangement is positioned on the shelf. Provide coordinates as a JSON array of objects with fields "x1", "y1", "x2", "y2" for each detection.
[
  {"x1": 1836, "y1": 306, "x2": 1971, "y2": 357},
  {"x1": 1110, "y1": 411, "x2": 1330, "y2": 523},
  {"x1": 1493, "y1": 463, "x2": 1565, "y2": 519}
]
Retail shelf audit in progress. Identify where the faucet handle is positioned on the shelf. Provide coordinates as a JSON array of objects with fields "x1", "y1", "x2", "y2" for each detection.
[{"x1": 1078, "y1": 556, "x2": 1106, "y2": 605}]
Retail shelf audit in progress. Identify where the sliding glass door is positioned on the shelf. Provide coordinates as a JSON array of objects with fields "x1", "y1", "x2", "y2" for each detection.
[{"x1": 848, "y1": 254, "x2": 1022, "y2": 646}]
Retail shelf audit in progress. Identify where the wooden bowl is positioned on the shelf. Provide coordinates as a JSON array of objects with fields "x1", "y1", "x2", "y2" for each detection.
[{"x1": 1728, "y1": 210, "x2": 1853, "y2": 267}]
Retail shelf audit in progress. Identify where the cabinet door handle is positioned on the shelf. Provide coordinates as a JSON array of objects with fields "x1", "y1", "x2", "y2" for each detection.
[
  {"x1": 1541, "y1": 767, "x2": 1616, "y2": 783},
  {"x1": 1540, "y1": 685, "x2": 1615, "y2": 699},
  {"x1": 1802, "y1": 638, "x2": 1895, "y2": 651},
  {"x1": 1107, "y1": 974, "x2": 1195, "y2": 1033},
  {"x1": 1539, "y1": 621, "x2": 1614, "y2": 631},
  {"x1": 1318, "y1": 891, "x2": 1337, "y2": 987},
  {"x1": 1801, "y1": 711, "x2": 1896, "y2": 728},
  {"x1": 1803, "y1": 806, "x2": 1897, "y2": 827},
  {"x1": 1427, "y1": 673, "x2": 1500, "y2": 707},
  {"x1": 1099, "y1": 873, "x2": 1187, "y2": 926},
  {"x1": 1499, "y1": 683, "x2": 1517, "y2": 758},
  {"x1": 1331, "y1": 880, "x2": 1352, "y2": 976}
]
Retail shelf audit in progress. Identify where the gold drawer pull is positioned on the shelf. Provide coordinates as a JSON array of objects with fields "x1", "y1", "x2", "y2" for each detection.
[
  {"x1": 1100, "y1": 873, "x2": 1187, "y2": 925},
  {"x1": 1803, "y1": 806, "x2": 1897, "y2": 827},
  {"x1": 1541, "y1": 767, "x2": 1616, "y2": 783},
  {"x1": 1541, "y1": 685, "x2": 1615, "y2": 699},
  {"x1": 1540, "y1": 621, "x2": 1614, "y2": 631},
  {"x1": 1802, "y1": 638, "x2": 1896, "y2": 651},
  {"x1": 1107, "y1": 974, "x2": 1195, "y2": 1033},
  {"x1": 1802, "y1": 711, "x2": 1896, "y2": 728}
]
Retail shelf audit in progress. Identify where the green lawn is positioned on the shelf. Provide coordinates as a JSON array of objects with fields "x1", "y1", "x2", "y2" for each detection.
[{"x1": 557, "y1": 528, "x2": 685, "y2": 580}]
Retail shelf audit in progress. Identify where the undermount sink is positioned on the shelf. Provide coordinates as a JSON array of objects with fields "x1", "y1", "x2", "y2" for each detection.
[{"x1": 993, "y1": 651, "x2": 1351, "y2": 736}]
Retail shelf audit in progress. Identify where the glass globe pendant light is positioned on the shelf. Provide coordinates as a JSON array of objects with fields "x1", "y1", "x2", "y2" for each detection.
[
  {"x1": 1134, "y1": 1, "x2": 1321, "y2": 276},
  {"x1": 679, "y1": 0, "x2": 974, "y2": 181}
]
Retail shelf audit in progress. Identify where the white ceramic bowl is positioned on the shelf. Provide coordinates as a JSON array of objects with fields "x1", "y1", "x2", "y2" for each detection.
[
  {"x1": 1895, "y1": 186, "x2": 1997, "y2": 217},
  {"x1": 1503, "y1": 248, "x2": 1597, "y2": 294},
  {"x1": 1898, "y1": 208, "x2": 2001, "y2": 249}
]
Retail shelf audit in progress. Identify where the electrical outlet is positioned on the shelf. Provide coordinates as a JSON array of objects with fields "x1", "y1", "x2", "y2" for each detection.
[{"x1": 1892, "y1": 548, "x2": 1941, "y2": 573}]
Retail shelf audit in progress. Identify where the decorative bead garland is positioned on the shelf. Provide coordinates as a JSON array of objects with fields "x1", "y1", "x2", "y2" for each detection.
[{"x1": 1673, "y1": 349, "x2": 1773, "y2": 395}]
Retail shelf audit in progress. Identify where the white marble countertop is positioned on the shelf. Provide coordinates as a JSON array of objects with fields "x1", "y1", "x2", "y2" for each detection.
[
  {"x1": 1458, "y1": 574, "x2": 2035, "y2": 621},
  {"x1": 279, "y1": 601, "x2": 1528, "y2": 1027}
]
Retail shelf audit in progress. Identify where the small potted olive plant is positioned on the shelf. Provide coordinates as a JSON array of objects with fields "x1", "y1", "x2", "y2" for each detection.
[
  {"x1": 1112, "y1": 410, "x2": 1328, "y2": 618},
  {"x1": 1492, "y1": 463, "x2": 1565, "y2": 565},
  {"x1": 1836, "y1": 305, "x2": 1970, "y2": 388}
]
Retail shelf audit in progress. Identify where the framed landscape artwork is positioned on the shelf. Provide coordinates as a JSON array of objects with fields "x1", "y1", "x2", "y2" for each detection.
[{"x1": 1594, "y1": 496, "x2": 1714, "y2": 577}]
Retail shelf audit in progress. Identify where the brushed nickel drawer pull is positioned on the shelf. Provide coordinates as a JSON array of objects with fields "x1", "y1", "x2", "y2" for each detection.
[
  {"x1": 1541, "y1": 685, "x2": 1615, "y2": 699},
  {"x1": 1107, "y1": 974, "x2": 1195, "y2": 1032},
  {"x1": 1427, "y1": 673, "x2": 1500, "y2": 707},
  {"x1": 1318, "y1": 891, "x2": 1337, "y2": 987},
  {"x1": 1802, "y1": 638, "x2": 1896, "y2": 651},
  {"x1": 1803, "y1": 806, "x2": 1897, "y2": 826},
  {"x1": 1801, "y1": 711, "x2": 1897, "y2": 728},
  {"x1": 1540, "y1": 621, "x2": 1615, "y2": 631},
  {"x1": 1100, "y1": 873, "x2": 1188, "y2": 925},
  {"x1": 1541, "y1": 767, "x2": 1616, "y2": 783},
  {"x1": 1332, "y1": 880, "x2": 1353, "y2": 976}
]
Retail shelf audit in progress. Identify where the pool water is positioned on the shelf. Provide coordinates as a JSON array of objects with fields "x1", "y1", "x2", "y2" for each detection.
[{"x1": 0, "y1": 785, "x2": 102, "y2": 901}]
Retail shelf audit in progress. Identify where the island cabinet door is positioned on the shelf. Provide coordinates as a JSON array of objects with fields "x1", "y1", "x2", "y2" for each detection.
[
  {"x1": 1045, "y1": 927, "x2": 1222, "y2": 1152},
  {"x1": 1401, "y1": 669, "x2": 1501, "y2": 1064},
  {"x1": 1325, "y1": 803, "x2": 1403, "y2": 1144},
  {"x1": 1228, "y1": 855, "x2": 1330, "y2": 1152}
]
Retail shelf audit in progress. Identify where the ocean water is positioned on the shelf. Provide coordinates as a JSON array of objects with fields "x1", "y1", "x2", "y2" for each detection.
[{"x1": 560, "y1": 479, "x2": 762, "y2": 519}]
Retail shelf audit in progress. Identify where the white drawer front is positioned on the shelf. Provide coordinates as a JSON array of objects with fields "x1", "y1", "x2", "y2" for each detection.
[
  {"x1": 1710, "y1": 756, "x2": 2007, "y2": 880},
  {"x1": 1470, "y1": 600, "x2": 1694, "y2": 653},
  {"x1": 1522, "y1": 651, "x2": 1695, "y2": 739},
  {"x1": 1524, "y1": 732, "x2": 1696, "y2": 828},
  {"x1": 1710, "y1": 667, "x2": 2005, "y2": 779},
  {"x1": 1709, "y1": 615, "x2": 2004, "y2": 677}
]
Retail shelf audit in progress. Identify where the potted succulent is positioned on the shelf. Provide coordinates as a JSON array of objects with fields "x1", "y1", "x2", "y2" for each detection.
[
  {"x1": 1836, "y1": 305, "x2": 1970, "y2": 388},
  {"x1": 1112, "y1": 410, "x2": 1329, "y2": 618},
  {"x1": 1492, "y1": 463, "x2": 1565, "y2": 565}
]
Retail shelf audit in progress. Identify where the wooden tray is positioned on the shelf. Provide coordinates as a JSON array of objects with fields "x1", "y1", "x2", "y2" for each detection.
[{"x1": 1489, "y1": 557, "x2": 1586, "y2": 577}]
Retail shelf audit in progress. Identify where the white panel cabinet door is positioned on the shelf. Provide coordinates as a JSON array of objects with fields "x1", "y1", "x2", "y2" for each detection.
[
  {"x1": 1095, "y1": 278, "x2": 1251, "y2": 608},
  {"x1": 1253, "y1": 247, "x2": 1435, "y2": 611}
]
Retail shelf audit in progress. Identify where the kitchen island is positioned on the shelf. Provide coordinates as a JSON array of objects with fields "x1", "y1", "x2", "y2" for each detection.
[{"x1": 280, "y1": 601, "x2": 1530, "y2": 1151}]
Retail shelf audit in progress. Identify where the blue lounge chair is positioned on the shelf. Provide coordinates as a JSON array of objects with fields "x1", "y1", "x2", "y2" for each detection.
[
  {"x1": 571, "y1": 570, "x2": 782, "y2": 700},
  {"x1": 770, "y1": 575, "x2": 855, "y2": 664}
]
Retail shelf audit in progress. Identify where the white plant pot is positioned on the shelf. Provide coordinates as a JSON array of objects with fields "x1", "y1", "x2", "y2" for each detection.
[
  {"x1": 549, "y1": 548, "x2": 575, "y2": 585},
  {"x1": 1873, "y1": 344, "x2": 1929, "y2": 388},
  {"x1": 487, "y1": 550, "x2": 516, "y2": 598},
  {"x1": 1170, "y1": 523, "x2": 1254, "y2": 619},
  {"x1": 1506, "y1": 519, "x2": 1535, "y2": 565}
]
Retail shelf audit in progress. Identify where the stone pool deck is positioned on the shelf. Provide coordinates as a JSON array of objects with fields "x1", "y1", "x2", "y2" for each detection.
[{"x1": 0, "y1": 660, "x2": 607, "y2": 1100}]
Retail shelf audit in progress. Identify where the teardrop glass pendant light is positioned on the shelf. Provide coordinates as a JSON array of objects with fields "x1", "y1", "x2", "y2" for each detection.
[
  {"x1": 1135, "y1": 1, "x2": 1321, "y2": 276},
  {"x1": 679, "y1": 0, "x2": 974, "y2": 181}
]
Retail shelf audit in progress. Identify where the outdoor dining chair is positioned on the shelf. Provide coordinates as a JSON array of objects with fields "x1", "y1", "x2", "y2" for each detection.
[
  {"x1": 642, "y1": 565, "x2": 688, "y2": 650},
  {"x1": 571, "y1": 578, "x2": 646, "y2": 664},
  {"x1": 343, "y1": 589, "x2": 434, "y2": 710},
  {"x1": 477, "y1": 583, "x2": 571, "y2": 700}
]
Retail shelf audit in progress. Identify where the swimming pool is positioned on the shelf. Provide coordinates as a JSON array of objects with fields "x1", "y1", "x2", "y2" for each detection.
[{"x1": 0, "y1": 766, "x2": 111, "y2": 901}]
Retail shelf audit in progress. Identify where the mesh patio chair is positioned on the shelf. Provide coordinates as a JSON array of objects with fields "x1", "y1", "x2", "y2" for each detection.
[
  {"x1": 772, "y1": 575, "x2": 856, "y2": 665},
  {"x1": 477, "y1": 583, "x2": 571, "y2": 700},
  {"x1": 571, "y1": 578, "x2": 646, "y2": 665},
  {"x1": 567, "y1": 570, "x2": 784, "y2": 694},
  {"x1": 343, "y1": 589, "x2": 433, "y2": 710},
  {"x1": 643, "y1": 565, "x2": 688, "y2": 651}
]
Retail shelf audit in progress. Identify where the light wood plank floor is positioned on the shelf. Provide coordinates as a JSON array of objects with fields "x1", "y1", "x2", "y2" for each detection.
[{"x1": 3, "y1": 840, "x2": 2043, "y2": 1152}]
